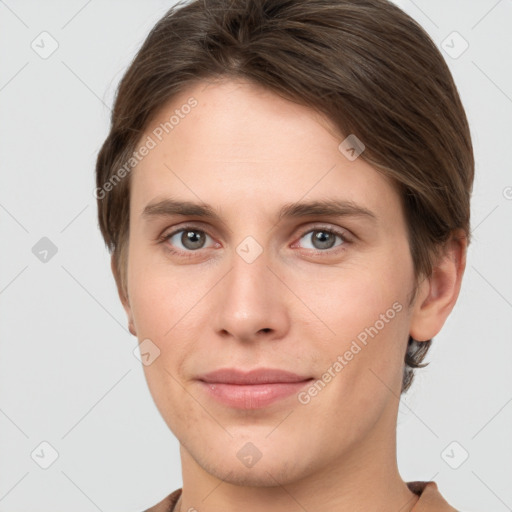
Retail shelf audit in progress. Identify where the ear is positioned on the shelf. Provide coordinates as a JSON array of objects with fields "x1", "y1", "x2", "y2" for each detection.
[
  {"x1": 111, "y1": 254, "x2": 137, "y2": 337},
  {"x1": 409, "y1": 229, "x2": 467, "y2": 342}
]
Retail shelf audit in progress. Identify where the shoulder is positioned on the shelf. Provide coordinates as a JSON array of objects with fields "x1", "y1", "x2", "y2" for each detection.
[
  {"x1": 143, "y1": 488, "x2": 182, "y2": 512},
  {"x1": 408, "y1": 481, "x2": 459, "y2": 511}
]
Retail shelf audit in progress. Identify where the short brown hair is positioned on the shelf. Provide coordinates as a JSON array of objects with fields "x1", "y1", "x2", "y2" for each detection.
[{"x1": 95, "y1": 0, "x2": 474, "y2": 393}]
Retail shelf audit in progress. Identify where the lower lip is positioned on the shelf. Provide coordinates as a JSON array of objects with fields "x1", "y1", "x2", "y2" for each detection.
[{"x1": 198, "y1": 380, "x2": 313, "y2": 409}]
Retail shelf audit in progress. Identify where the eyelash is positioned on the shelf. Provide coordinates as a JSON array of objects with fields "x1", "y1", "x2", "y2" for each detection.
[{"x1": 157, "y1": 224, "x2": 351, "y2": 259}]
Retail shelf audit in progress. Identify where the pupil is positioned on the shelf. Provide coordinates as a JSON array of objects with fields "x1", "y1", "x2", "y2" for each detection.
[
  {"x1": 314, "y1": 231, "x2": 335, "y2": 249},
  {"x1": 183, "y1": 230, "x2": 204, "y2": 249}
]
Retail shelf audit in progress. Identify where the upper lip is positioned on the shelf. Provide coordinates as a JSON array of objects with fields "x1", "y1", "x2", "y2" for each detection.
[{"x1": 197, "y1": 368, "x2": 313, "y2": 385}]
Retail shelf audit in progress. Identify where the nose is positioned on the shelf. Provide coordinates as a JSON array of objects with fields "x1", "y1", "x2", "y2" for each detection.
[{"x1": 212, "y1": 246, "x2": 290, "y2": 343}]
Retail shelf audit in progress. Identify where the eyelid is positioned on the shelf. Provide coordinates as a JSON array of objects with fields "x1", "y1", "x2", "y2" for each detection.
[
  {"x1": 290, "y1": 224, "x2": 352, "y2": 254},
  {"x1": 158, "y1": 219, "x2": 213, "y2": 237},
  {"x1": 295, "y1": 223, "x2": 352, "y2": 242},
  {"x1": 159, "y1": 223, "x2": 218, "y2": 247}
]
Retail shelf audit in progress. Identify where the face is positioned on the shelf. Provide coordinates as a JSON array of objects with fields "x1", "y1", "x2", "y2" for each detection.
[{"x1": 121, "y1": 78, "x2": 422, "y2": 486}]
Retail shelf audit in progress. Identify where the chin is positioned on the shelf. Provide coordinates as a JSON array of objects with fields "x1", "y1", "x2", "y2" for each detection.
[
  {"x1": 201, "y1": 455, "x2": 312, "y2": 488},
  {"x1": 184, "y1": 432, "x2": 319, "y2": 488}
]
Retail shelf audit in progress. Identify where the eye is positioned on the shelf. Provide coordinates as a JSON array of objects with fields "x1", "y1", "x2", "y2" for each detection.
[
  {"x1": 158, "y1": 224, "x2": 351, "y2": 258},
  {"x1": 296, "y1": 226, "x2": 349, "y2": 252},
  {"x1": 160, "y1": 226, "x2": 216, "y2": 253}
]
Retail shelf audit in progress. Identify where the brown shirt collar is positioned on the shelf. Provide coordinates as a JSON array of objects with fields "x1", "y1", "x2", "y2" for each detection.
[
  {"x1": 145, "y1": 481, "x2": 458, "y2": 512},
  {"x1": 408, "y1": 481, "x2": 459, "y2": 511}
]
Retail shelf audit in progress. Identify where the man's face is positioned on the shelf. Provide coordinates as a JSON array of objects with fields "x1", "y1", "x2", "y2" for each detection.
[{"x1": 122, "y1": 78, "x2": 419, "y2": 485}]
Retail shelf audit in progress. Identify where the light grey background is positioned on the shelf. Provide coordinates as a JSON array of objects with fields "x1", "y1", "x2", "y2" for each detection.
[{"x1": 0, "y1": 1, "x2": 511, "y2": 511}]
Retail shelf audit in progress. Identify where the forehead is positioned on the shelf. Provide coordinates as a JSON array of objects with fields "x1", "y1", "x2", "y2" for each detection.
[
  {"x1": 148, "y1": 78, "x2": 340, "y2": 159},
  {"x1": 130, "y1": 78, "x2": 401, "y2": 225}
]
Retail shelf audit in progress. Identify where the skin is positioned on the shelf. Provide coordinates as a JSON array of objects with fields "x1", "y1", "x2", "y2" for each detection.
[{"x1": 111, "y1": 77, "x2": 467, "y2": 512}]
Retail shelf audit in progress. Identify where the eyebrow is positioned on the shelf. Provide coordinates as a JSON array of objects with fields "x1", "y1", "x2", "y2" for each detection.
[{"x1": 141, "y1": 198, "x2": 378, "y2": 224}]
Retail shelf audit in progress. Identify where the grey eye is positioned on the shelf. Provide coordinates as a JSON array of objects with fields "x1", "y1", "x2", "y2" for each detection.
[
  {"x1": 299, "y1": 230, "x2": 344, "y2": 250},
  {"x1": 169, "y1": 229, "x2": 212, "y2": 251}
]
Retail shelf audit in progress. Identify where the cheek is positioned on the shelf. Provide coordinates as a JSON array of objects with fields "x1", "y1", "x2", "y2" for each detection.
[
  {"x1": 300, "y1": 263, "x2": 407, "y2": 342},
  {"x1": 127, "y1": 253, "x2": 208, "y2": 380},
  {"x1": 296, "y1": 250, "x2": 412, "y2": 388},
  {"x1": 127, "y1": 246, "x2": 192, "y2": 335},
  {"x1": 128, "y1": 261, "x2": 199, "y2": 425}
]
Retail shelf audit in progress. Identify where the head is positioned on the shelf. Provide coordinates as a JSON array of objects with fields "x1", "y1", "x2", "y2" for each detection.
[{"x1": 95, "y1": 0, "x2": 473, "y2": 486}]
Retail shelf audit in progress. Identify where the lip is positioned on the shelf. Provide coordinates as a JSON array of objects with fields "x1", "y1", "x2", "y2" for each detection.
[
  {"x1": 196, "y1": 368, "x2": 314, "y2": 409},
  {"x1": 198, "y1": 368, "x2": 312, "y2": 384}
]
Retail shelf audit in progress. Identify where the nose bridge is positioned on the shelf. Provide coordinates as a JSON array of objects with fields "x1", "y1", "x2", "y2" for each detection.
[
  {"x1": 226, "y1": 216, "x2": 274, "y2": 294},
  {"x1": 227, "y1": 237, "x2": 274, "y2": 310},
  {"x1": 213, "y1": 233, "x2": 287, "y2": 340}
]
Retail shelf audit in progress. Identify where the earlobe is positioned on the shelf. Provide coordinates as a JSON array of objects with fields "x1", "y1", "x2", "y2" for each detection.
[
  {"x1": 110, "y1": 254, "x2": 137, "y2": 337},
  {"x1": 409, "y1": 230, "x2": 467, "y2": 342}
]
